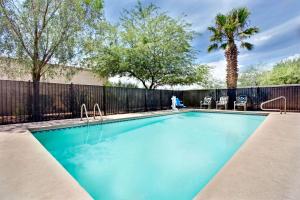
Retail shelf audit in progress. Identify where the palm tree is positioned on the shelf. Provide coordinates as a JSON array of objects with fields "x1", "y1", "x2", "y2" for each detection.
[{"x1": 208, "y1": 7, "x2": 259, "y2": 88}]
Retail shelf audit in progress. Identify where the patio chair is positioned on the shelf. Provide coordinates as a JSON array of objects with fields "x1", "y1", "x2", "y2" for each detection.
[
  {"x1": 200, "y1": 96, "x2": 212, "y2": 109},
  {"x1": 216, "y1": 96, "x2": 229, "y2": 110},
  {"x1": 234, "y1": 95, "x2": 248, "y2": 111},
  {"x1": 176, "y1": 98, "x2": 186, "y2": 108}
]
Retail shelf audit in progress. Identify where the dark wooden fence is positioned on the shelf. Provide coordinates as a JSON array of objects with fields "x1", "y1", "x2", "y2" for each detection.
[
  {"x1": 182, "y1": 85, "x2": 300, "y2": 111},
  {"x1": 0, "y1": 79, "x2": 299, "y2": 125},
  {"x1": 0, "y1": 80, "x2": 183, "y2": 125}
]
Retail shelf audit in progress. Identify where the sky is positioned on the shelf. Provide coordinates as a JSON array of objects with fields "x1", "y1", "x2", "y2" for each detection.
[{"x1": 104, "y1": 0, "x2": 300, "y2": 81}]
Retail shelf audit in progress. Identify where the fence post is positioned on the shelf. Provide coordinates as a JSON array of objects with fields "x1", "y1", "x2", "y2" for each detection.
[
  {"x1": 27, "y1": 80, "x2": 32, "y2": 121},
  {"x1": 256, "y1": 87, "x2": 260, "y2": 111},
  {"x1": 126, "y1": 89, "x2": 129, "y2": 113},
  {"x1": 160, "y1": 90, "x2": 163, "y2": 110},
  {"x1": 144, "y1": 89, "x2": 147, "y2": 112},
  {"x1": 215, "y1": 89, "x2": 218, "y2": 105},
  {"x1": 69, "y1": 83, "x2": 75, "y2": 117},
  {"x1": 103, "y1": 86, "x2": 106, "y2": 115}
]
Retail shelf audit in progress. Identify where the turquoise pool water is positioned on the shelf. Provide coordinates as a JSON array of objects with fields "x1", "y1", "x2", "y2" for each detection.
[{"x1": 34, "y1": 112, "x2": 266, "y2": 200}]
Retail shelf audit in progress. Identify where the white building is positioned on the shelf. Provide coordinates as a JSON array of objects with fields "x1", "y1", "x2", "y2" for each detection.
[{"x1": 0, "y1": 57, "x2": 106, "y2": 85}]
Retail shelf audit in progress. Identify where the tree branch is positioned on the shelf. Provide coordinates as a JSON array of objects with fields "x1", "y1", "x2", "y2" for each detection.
[
  {"x1": 128, "y1": 70, "x2": 149, "y2": 89},
  {"x1": 38, "y1": 0, "x2": 62, "y2": 38},
  {"x1": 41, "y1": 21, "x2": 71, "y2": 67},
  {"x1": 0, "y1": 2, "x2": 33, "y2": 59}
]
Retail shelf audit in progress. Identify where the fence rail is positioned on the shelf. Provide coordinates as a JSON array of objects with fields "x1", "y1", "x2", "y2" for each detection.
[
  {"x1": 0, "y1": 80, "x2": 183, "y2": 125},
  {"x1": 182, "y1": 85, "x2": 300, "y2": 111},
  {"x1": 0, "y1": 80, "x2": 299, "y2": 125}
]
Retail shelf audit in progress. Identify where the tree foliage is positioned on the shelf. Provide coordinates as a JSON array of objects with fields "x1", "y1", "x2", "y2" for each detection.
[
  {"x1": 238, "y1": 66, "x2": 265, "y2": 87},
  {"x1": 261, "y1": 59, "x2": 300, "y2": 85},
  {"x1": 238, "y1": 58, "x2": 300, "y2": 87},
  {"x1": 0, "y1": 0, "x2": 103, "y2": 120},
  {"x1": 207, "y1": 8, "x2": 259, "y2": 52},
  {"x1": 208, "y1": 7, "x2": 259, "y2": 88},
  {"x1": 87, "y1": 2, "x2": 209, "y2": 89},
  {"x1": 105, "y1": 80, "x2": 139, "y2": 88},
  {"x1": 0, "y1": 0, "x2": 103, "y2": 81}
]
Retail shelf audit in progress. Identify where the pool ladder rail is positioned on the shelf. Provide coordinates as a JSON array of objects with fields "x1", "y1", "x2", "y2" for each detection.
[
  {"x1": 81, "y1": 104, "x2": 89, "y2": 122},
  {"x1": 81, "y1": 103, "x2": 104, "y2": 122},
  {"x1": 260, "y1": 96, "x2": 287, "y2": 114},
  {"x1": 93, "y1": 103, "x2": 103, "y2": 121}
]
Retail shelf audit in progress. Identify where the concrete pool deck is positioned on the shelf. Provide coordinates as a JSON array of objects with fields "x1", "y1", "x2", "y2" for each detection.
[
  {"x1": 195, "y1": 111, "x2": 300, "y2": 200},
  {"x1": 0, "y1": 109, "x2": 299, "y2": 199}
]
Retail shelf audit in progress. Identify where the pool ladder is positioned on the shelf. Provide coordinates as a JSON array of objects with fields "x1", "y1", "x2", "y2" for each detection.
[
  {"x1": 81, "y1": 103, "x2": 103, "y2": 122},
  {"x1": 93, "y1": 103, "x2": 103, "y2": 121},
  {"x1": 260, "y1": 96, "x2": 287, "y2": 114},
  {"x1": 81, "y1": 104, "x2": 89, "y2": 122},
  {"x1": 93, "y1": 103, "x2": 104, "y2": 142}
]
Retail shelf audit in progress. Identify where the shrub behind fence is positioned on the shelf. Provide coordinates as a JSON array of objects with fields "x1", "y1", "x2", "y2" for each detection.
[{"x1": 0, "y1": 80, "x2": 299, "y2": 125}]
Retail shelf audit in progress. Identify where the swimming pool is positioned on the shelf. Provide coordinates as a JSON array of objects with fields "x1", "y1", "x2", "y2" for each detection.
[{"x1": 34, "y1": 111, "x2": 266, "y2": 200}]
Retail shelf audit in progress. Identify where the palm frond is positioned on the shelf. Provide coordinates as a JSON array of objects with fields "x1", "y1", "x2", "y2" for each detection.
[
  {"x1": 209, "y1": 33, "x2": 222, "y2": 42},
  {"x1": 220, "y1": 43, "x2": 228, "y2": 49},
  {"x1": 207, "y1": 26, "x2": 217, "y2": 33},
  {"x1": 235, "y1": 7, "x2": 250, "y2": 26},
  {"x1": 207, "y1": 7, "x2": 258, "y2": 54},
  {"x1": 207, "y1": 43, "x2": 219, "y2": 52},
  {"x1": 240, "y1": 27, "x2": 259, "y2": 38},
  {"x1": 208, "y1": 26, "x2": 223, "y2": 42},
  {"x1": 215, "y1": 14, "x2": 226, "y2": 27},
  {"x1": 241, "y1": 42, "x2": 254, "y2": 50}
]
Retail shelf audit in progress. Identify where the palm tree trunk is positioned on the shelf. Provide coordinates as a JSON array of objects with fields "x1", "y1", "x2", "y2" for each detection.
[{"x1": 225, "y1": 43, "x2": 238, "y2": 89}]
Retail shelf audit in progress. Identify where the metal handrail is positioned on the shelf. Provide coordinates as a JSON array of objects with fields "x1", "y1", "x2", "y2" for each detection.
[
  {"x1": 93, "y1": 103, "x2": 103, "y2": 121},
  {"x1": 260, "y1": 96, "x2": 286, "y2": 114},
  {"x1": 81, "y1": 104, "x2": 89, "y2": 121}
]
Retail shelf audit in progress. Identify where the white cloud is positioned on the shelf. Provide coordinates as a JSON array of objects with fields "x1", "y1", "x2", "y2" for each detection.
[
  {"x1": 252, "y1": 35, "x2": 272, "y2": 45},
  {"x1": 206, "y1": 58, "x2": 248, "y2": 81},
  {"x1": 239, "y1": 41, "x2": 300, "y2": 66},
  {"x1": 206, "y1": 59, "x2": 227, "y2": 80},
  {"x1": 284, "y1": 53, "x2": 300, "y2": 61},
  {"x1": 159, "y1": 0, "x2": 252, "y2": 32},
  {"x1": 249, "y1": 15, "x2": 300, "y2": 46}
]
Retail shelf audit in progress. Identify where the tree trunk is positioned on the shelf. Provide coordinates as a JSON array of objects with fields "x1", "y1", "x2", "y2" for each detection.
[
  {"x1": 32, "y1": 72, "x2": 41, "y2": 121},
  {"x1": 225, "y1": 43, "x2": 238, "y2": 89}
]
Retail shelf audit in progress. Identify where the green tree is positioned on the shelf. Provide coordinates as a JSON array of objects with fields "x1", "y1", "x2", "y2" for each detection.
[
  {"x1": 105, "y1": 80, "x2": 139, "y2": 88},
  {"x1": 238, "y1": 66, "x2": 265, "y2": 87},
  {"x1": 0, "y1": 0, "x2": 103, "y2": 120},
  {"x1": 261, "y1": 58, "x2": 300, "y2": 85},
  {"x1": 203, "y1": 77, "x2": 225, "y2": 89},
  {"x1": 208, "y1": 7, "x2": 259, "y2": 89},
  {"x1": 87, "y1": 2, "x2": 208, "y2": 89}
]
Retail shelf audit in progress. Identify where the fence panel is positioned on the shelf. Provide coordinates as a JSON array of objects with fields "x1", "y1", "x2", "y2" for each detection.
[
  {"x1": 0, "y1": 80, "x2": 31, "y2": 124},
  {"x1": 0, "y1": 80, "x2": 299, "y2": 125},
  {"x1": 105, "y1": 87, "x2": 128, "y2": 115},
  {"x1": 160, "y1": 90, "x2": 173, "y2": 109},
  {"x1": 182, "y1": 86, "x2": 300, "y2": 112},
  {"x1": 146, "y1": 90, "x2": 161, "y2": 111},
  {"x1": 73, "y1": 84, "x2": 96, "y2": 117},
  {"x1": 182, "y1": 90, "x2": 200, "y2": 107},
  {"x1": 257, "y1": 86, "x2": 300, "y2": 112},
  {"x1": 236, "y1": 87, "x2": 258, "y2": 110},
  {"x1": 182, "y1": 89, "x2": 215, "y2": 108},
  {"x1": 126, "y1": 88, "x2": 146, "y2": 113},
  {"x1": 39, "y1": 82, "x2": 71, "y2": 121}
]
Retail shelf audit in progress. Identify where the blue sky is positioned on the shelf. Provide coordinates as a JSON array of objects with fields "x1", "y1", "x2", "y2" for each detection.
[{"x1": 104, "y1": 0, "x2": 300, "y2": 80}]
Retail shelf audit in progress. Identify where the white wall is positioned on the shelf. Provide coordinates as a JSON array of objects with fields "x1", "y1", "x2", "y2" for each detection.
[{"x1": 0, "y1": 57, "x2": 106, "y2": 85}]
